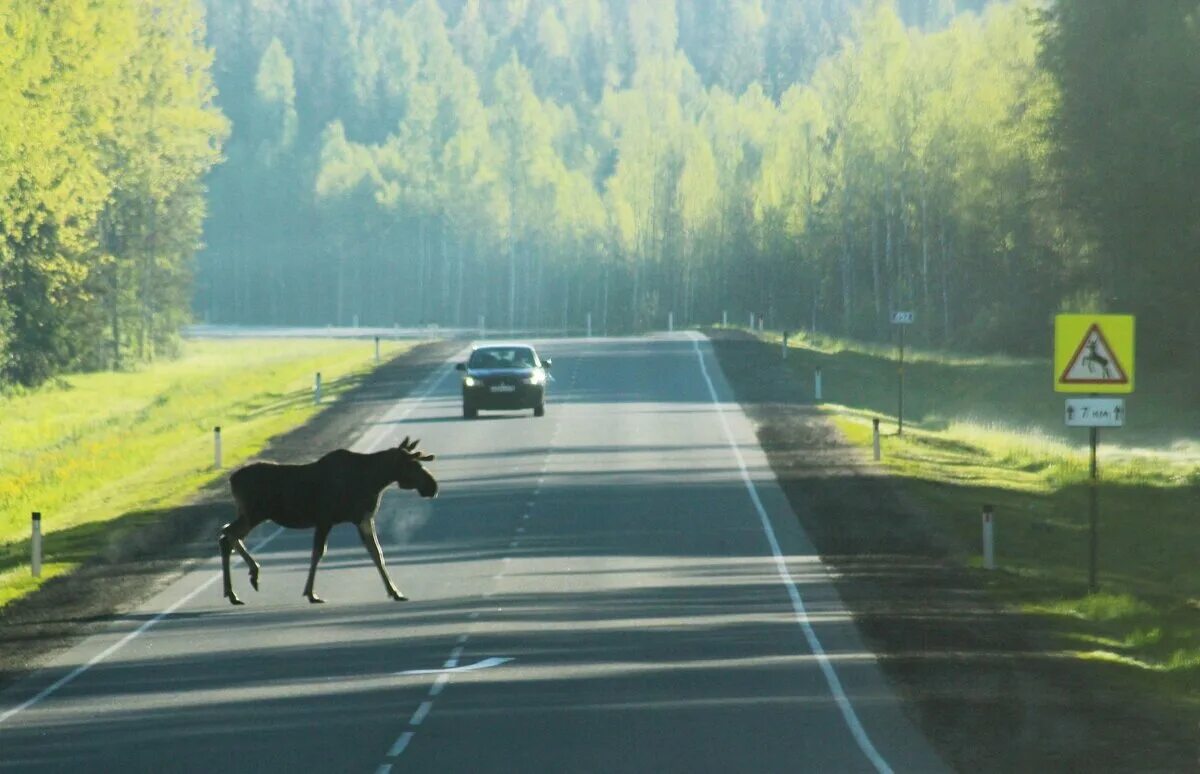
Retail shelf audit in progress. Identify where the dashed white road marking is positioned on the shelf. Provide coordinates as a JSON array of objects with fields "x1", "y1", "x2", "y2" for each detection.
[
  {"x1": 387, "y1": 732, "x2": 414, "y2": 758},
  {"x1": 409, "y1": 701, "x2": 433, "y2": 726},
  {"x1": 379, "y1": 348, "x2": 565, "y2": 768}
]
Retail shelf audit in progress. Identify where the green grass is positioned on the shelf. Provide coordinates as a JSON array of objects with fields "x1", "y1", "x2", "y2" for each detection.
[
  {"x1": 754, "y1": 327, "x2": 1200, "y2": 705},
  {"x1": 0, "y1": 337, "x2": 421, "y2": 608}
]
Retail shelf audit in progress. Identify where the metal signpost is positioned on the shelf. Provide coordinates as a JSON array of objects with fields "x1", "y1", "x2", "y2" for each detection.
[
  {"x1": 1055, "y1": 314, "x2": 1135, "y2": 593},
  {"x1": 891, "y1": 311, "x2": 914, "y2": 435}
]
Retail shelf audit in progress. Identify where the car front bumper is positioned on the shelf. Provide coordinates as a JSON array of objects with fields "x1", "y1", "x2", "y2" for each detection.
[{"x1": 463, "y1": 383, "x2": 545, "y2": 409}]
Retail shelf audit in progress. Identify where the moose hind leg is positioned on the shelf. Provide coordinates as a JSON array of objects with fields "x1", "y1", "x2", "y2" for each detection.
[
  {"x1": 357, "y1": 519, "x2": 406, "y2": 601},
  {"x1": 230, "y1": 537, "x2": 260, "y2": 590},
  {"x1": 218, "y1": 531, "x2": 243, "y2": 606},
  {"x1": 302, "y1": 524, "x2": 332, "y2": 603}
]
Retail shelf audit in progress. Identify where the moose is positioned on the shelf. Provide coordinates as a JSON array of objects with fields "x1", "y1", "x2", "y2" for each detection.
[
  {"x1": 218, "y1": 437, "x2": 438, "y2": 605},
  {"x1": 1082, "y1": 336, "x2": 1114, "y2": 379}
]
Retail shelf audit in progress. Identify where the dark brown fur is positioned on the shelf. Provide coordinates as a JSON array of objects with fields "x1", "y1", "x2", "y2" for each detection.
[{"x1": 218, "y1": 437, "x2": 437, "y2": 605}]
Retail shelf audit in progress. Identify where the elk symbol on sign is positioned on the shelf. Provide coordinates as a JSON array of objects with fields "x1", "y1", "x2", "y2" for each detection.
[{"x1": 1082, "y1": 336, "x2": 1113, "y2": 379}]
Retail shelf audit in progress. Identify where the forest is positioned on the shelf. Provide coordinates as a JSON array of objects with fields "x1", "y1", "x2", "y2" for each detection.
[
  {"x1": 2, "y1": 0, "x2": 1197, "y2": 387},
  {"x1": 0, "y1": 0, "x2": 226, "y2": 385}
]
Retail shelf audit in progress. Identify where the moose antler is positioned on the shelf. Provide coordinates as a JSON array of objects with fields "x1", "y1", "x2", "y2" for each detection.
[{"x1": 396, "y1": 436, "x2": 433, "y2": 461}]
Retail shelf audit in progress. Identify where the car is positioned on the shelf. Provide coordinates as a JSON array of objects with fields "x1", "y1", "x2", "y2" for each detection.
[{"x1": 456, "y1": 343, "x2": 551, "y2": 419}]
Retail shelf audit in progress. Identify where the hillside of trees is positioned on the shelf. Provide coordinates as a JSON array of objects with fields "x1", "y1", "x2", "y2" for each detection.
[
  {"x1": 194, "y1": 0, "x2": 1198, "y2": 363},
  {"x1": 0, "y1": 1, "x2": 226, "y2": 386},
  {"x1": 2, "y1": 1, "x2": 1196, "y2": 388}
]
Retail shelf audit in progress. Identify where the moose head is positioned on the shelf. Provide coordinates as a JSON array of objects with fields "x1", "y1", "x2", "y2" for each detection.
[{"x1": 393, "y1": 436, "x2": 438, "y2": 498}]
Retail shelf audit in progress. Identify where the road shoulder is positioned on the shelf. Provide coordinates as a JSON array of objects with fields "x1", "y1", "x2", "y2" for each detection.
[{"x1": 707, "y1": 330, "x2": 1193, "y2": 772}]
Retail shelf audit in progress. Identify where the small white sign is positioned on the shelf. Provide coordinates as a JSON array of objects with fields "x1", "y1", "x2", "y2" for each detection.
[
  {"x1": 891, "y1": 311, "x2": 914, "y2": 324},
  {"x1": 1065, "y1": 398, "x2": 1125, "y2": 427}
]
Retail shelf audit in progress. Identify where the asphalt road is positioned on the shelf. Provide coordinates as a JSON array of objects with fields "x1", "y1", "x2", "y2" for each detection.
[{"x1": 0, "y1": 334, "x2": 948, "y2": 773}]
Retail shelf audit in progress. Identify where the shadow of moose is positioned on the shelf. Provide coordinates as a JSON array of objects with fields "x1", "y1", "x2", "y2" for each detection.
[{"x1": 218, "y1": 436, "x2": 438, "y2": 605}]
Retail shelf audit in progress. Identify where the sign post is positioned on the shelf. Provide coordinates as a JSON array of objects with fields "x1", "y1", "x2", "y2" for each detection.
[
  {"x1": 1055, "y1": 314, "x2": 1135, "y2": 593},
  {"x1": 982, "y1": 504, "x2": 995, "y2": 570},
  {"x1": 31, "y1": 512, "x2": 42, "y2": 578},
  {"x1": 891, "y1": 312, "x2": 914, "y2": 435}
]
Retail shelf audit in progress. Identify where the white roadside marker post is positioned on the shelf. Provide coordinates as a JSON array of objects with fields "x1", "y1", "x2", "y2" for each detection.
[
  {"x1": 31, "y1": 512, "x2": 42, "y2": 578},
  {"x1": 587, "y1": 312, "x2": 592, "y2": 338},
  {"x1": 722, "y1": 310, "x2": 728, "y2": 326},
  {"x1": 478, "y1": 314, "x2": 485, "y2": 338},
  {"x1": 668, "y1": 311, "x2": 674, "y2": 332},
  {"x1": 815, "y1": 367, "x2": 823, "y2": 401},
  {"x1": 782, "y1": 331, "x2": 788, "y2": 359},
  {"x1": 375, "y1": 336, "x2": 381, "y2": 364},
  {"x1": 872, "y1": 418, "x2": 881, "y2": 461},
  {"x1": 749, "y1": 312, "x2": 754, "y2": 329},
  {"x1": 982, "y1": 504, "x2": 995, "y2": 569},
  {"x1": 214, "y1": 426, "x2": 222, "y2": 470},
  {"x1": 314, "y1": 372, "x2": 322, "y2": 404}
]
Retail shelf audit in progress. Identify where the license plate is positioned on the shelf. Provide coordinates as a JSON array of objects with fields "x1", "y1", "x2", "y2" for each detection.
[{"x1": 490, "y1": 385, "x2": 516, "y2": 393}]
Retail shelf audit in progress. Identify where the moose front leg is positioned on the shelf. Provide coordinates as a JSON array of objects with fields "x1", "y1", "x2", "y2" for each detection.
[
  {"x1": 357, "y1": 518, "x2": 407, "y2": 601},
  {"x1": 302, "y1": 523, "x2": 333, "y2": 604}
]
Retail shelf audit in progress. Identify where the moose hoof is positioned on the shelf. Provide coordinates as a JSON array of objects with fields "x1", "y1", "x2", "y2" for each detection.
[
  {"x1": 390, "y1": 591, "x2": 409, "y2": 602},
  {"x1": 306, "y1": 594, "x2": 325, "y2": 604},
  {"x1": 227, "y1": 595, "x2": 244, "y2": 606},
  {"x1": 250, "y1": 572, "x2": 260, "y2": 591}
]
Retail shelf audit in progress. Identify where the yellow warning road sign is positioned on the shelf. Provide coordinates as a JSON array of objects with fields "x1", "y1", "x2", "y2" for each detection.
[{"x1": 1054, "y1": 314, "x2": 1135, "y2": 393}]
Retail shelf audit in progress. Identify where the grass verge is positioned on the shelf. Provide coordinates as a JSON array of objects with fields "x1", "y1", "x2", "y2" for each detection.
[
  {"x1": 758, "y1": 327, "x2": 1200, "y2": 708},
  {"x1": 0, "y1": 337, "x2": 421, "y2": 609}
]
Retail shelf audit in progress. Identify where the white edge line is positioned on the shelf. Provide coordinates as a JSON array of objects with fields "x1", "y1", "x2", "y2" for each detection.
[
  {"x1": 0, "y1": 525, "x2": 286, "y2": 726},
  {"x1": 0, "y1": 354, "x2": 461, "y2": 727},
  {"x1": 691, "y1": 335, "x2": 893, "y2": 774}
]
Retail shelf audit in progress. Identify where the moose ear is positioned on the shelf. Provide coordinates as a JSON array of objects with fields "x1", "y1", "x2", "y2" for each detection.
[
  {"x1": 418, "y1": 453, "x2": 435, "y2": 462},
  {"x1": 406, "y1": 438, "x2": 420, "y2": 451},
  {"x1": 398, "y1": 435, "x2": 411, "y2": 450}
]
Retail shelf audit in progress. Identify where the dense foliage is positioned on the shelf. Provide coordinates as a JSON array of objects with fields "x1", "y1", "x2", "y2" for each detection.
[
  {"x1": 207, "y1": 0, "x2": 1069, "y2": 349},
  {"x1": 4, "y1": 1, "x2": 1196, "y2": 386},
  {"x1": 0, "y1": 0, "x2": 227, "y2": 386},
  {"x1": 1040, "y1": 0, "x2": 1200, "y2": 364}
]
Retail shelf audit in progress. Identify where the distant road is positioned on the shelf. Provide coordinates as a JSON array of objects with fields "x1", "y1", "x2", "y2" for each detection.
[{"x1": 0, "y1": 333, "x2": 947, "y2": 773}]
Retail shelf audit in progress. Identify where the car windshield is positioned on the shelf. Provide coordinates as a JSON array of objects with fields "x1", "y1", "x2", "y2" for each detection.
[{"x1": 468, "y1": 347, "x2": 537, "y2": 370}]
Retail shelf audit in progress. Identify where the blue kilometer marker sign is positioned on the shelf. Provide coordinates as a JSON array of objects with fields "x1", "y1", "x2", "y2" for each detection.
[{"x1": 1064, "y1": 397, "x2": 1125, "y2": 427}]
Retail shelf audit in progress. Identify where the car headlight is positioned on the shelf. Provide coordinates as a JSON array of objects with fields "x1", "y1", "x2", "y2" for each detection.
[
  {"x1": 463, "y1": 376, "x2": 477, "y2": 387},
  {"x1": 523, "y1": 371, "x2": 546, "y2": 386}
]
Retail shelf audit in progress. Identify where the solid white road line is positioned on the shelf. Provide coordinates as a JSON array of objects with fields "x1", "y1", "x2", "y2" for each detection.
[{"x1": 690, "y1": 334, "x2": 893, "y2": 774}]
